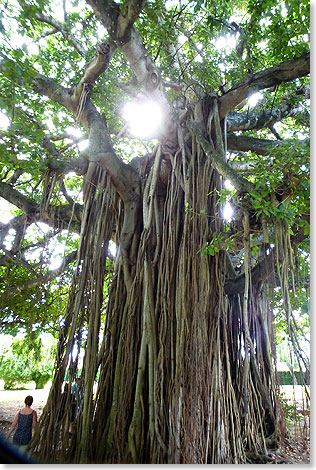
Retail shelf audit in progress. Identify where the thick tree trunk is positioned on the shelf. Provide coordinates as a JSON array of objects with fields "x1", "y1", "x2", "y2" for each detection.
[{"x1": 29, "y1": 106, "x2": 280, "y2": 464}]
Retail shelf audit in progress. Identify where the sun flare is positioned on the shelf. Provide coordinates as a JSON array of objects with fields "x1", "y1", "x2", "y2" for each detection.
[{"x1": 122, "y1": 99, "x2": 163, "y2": 140}]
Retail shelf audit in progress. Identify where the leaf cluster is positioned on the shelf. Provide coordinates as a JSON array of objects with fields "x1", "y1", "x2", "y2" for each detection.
[{"x1": 0, "y1": 333, "x2": 56, "y2": 389}]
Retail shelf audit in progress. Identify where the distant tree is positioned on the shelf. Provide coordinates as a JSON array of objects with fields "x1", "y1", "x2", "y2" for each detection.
[
  {"x1": 0, "y1": 0, "x2": 310, "y2": 464},
  {"x1": 0, "y1": 352, "x2": 31, "y2": 389},
  {"x1": 0, "y1": 335, "x2": 56, "y2": 389}
]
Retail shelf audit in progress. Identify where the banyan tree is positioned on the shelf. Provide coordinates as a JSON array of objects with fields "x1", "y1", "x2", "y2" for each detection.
[{"x1": 0, "y1": 0, "x2": 310, "y2": 464}]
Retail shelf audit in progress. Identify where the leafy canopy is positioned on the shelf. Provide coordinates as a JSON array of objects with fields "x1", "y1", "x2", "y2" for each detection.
[{"x1": 0, "y1": 0, "x2": 310, "y2": 348}]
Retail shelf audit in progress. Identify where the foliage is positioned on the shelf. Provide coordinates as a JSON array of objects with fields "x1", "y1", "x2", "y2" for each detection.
[
  {"x1": 0, "y1": 334, "x2": 56, "y2": 389},
  {"x1": 0, "y1": 0, "x2": 310, "y2": 463},
  {"x1": 279, "y1": 392, "x2": 303, "y2": 426}
]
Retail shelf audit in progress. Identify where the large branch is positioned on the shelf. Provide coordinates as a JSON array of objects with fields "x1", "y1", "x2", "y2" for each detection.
[
  {"x1": 226, "y1": 102, "x2": 309, "y2": 133},
  {"x1": 0, "y1": 215, "x2": 28, "y2": 245},
  {"x1": 0, "y1": 56, "x2": 76, "y2": 113},
  {"x1": 0, "y1": 248, "x2": 38, "y2": 272},
  {"x1": 85, "y1": 0, "x2": 146, "y2": 43},
  {"x1": 0, "y1": 182, "x2": 82, "y2": 232},
  {"x1": 0, "y1": 182, "x2": 37, "y2": 214},
  {"x1": 1, "y1": 37, "x2": 116, "y2": 120},
  {"x1": 72, "y1": 39, "x2": 117, "y2": 104},
  {"x1": 219, "y1": 53, "x2": 310, "y2": 118},
  {"x1": 1, "y1": 46, "x2": 137, "y2": 199},
  {"x1": 78, "y1": 101, "x2": 140, "y2": 201},
  {"x1": 85, "y1": 0, "x2": 176, "y2": 141},
  {"x1": 117, "y1": 0, "x2": 147, "y2": 39},
  {"x1": 227, "y1": 134, "x2": 309, "y2": 156}
]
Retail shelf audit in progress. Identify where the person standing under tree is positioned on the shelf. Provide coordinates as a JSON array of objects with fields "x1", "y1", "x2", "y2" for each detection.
[
  {"x1": 6, "y1": 396, "x2": 37, "y2": 447},
  {"x1": 71, "y1": 377, "x2": 83, "y2": 419}
]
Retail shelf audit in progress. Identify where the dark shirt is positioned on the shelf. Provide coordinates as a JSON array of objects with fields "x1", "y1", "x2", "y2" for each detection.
[{"x1": 13, "y1": 412, "x2": 33, "y2": 446}]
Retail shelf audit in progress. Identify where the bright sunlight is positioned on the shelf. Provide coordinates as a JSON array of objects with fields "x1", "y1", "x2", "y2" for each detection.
[{"x1": 122, "y1": 99, "x2": 163, "y2": 140}]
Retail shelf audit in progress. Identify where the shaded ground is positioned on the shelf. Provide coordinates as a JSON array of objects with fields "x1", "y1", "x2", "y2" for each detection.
[
  {"x1": 0, "y1": 388, "x2": 310, "y2": 464},
  {"x1": 278, "y1": 434, "x2": 310, "y2": 464}
]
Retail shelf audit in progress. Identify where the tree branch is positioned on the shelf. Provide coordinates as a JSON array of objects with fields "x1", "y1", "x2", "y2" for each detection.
[
  {"x1": 0, "y1": 250, "x2": 78, "y2": 302},
  {"x1": 72, "y1": 39, "x2": 117, "y2": 104},
  {"x1": 85, "y1": 0, "x2": 175, "y2": 140},
  {"x1": 0, "y1": 182, "x2": 37, "y2": 215},
  {"x1": 0, "y1": 215, "x2": 28, "y2": 245},
  {"x1": 219, "y1": 53, "x2": 310, "y2": 118},
  {"x1": 224, "y1": 252, "x2": 274, "y2": 295},
  {"x1": 0, "y1": 182, "x2": 83, "y2": 232},
  {"x1": 191, "y1": 124, "x2": 254, "y2": 193},
  {"x1": 227, "y1": 134, "x2": 309, "y2": 156},
  {"x1": 1, "y1": 47, "x2": 136, "y2": 199},
  {"x1": 34, "y1": 14, "x2": 87, "y2": 56},
  {"x1": 0, "y1": 248, "x2": 38, "y2": 273},
  {"x1": 0, "y1": 56, "x2": 76, "y2": 113},
  {"x1": 226, "y1": 102, "x2": 308, "y2": 133},
  {"x1": 117, "y1": 0, "x2": 147, "y2": 39},
  {"x1": 77, "y1": 101, "x2": 140, "y2": 201}
]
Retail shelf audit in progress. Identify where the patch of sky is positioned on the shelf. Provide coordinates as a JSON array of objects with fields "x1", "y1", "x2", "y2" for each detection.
[
  {"x1": 218, "y1": 63, "x2": 226, "y2": 72},
  {"x1": 0, "y1": 112, "x2": 10, "y2": 130},
  {"x1": 0, "y1": 200, "x2": 16, "y2": 224},
  {"x1": 258, "y1": 41, "x2": 268, "y2": 51},
  {"x1": 280, "y1": 2, "x2": 288, "y2": 17},
  {"x1": 45, "y1": 116, "x2": 58, "y2": 133},
  {"x1": 97, "y1": 24, "x2": 107, "y2": 39},
  {"x1": 65, "y1": 127, "x2": 82, "y2": 138},
  {"x1": 17, "y1": 153, "x2": 29, "y2": 160},
  {"x1": 259, "y1": 18, "x2": 272, "y2": 27},
  {"x1": 27, "y1": 43, "x2": 40, "y2": 56},
  {"x1": 3, "y1": 229, "x2": 15, "y2": 250},
  {"x1": 77, "y1": 59, "x2": 86, "y2": 69},
  {"x1": 48, "y1": 241, "x2": 67, "y2": 270},
  {"x1": 108, "y1": 240, "x2": 117, "y2": 257},
  {"x1": 222, "y1": 180, "x2": 235, "y2": 221},
  {"x1": 296, "y1": 132, "x2": 308, "y2": 141},
  {"x1": 178, "y1": 34, "x2": 187, "y2": 46},
  {"x1": 214, "y1": 33, "x2": 238, "y2": 52},
  {"x1": 224, "y1": 180, "x2": 235, "y2": 191},
  {"x1": 21, "y1": 226, "x2": 74, "y2": 270},
  {"x1": 77, "y1": 139, "x2": 89, "y2": 151},
  {"x1": 248, "y1": 92, "x2": 263, "y2": 108},
  {"x1": 223, "y1": 202, "x2": 233, "y2": 221},
  {"x1": 274, "y1": 123, "x2": 308, "y2": 141}
]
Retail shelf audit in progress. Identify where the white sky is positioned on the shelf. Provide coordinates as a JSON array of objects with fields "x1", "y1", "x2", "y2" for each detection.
[
  {"x1": 0, "y1": 112, "x2": 10, "y2": 130},
  {"x1": 248, "y1": 92, "x2": 263, "y2": 108},
  {"x1": 0, "y1": 199, "x2": 15, "y2": 223}
]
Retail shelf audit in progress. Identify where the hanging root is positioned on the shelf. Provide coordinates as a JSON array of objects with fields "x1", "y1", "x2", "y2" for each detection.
[{"x1": 31, "y1": 98, "x2": 293, "y2": 464}]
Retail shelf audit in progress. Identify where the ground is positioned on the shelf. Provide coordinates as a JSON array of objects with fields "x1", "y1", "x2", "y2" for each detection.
[{"x1": 0, "y1": 386, "x2": 309, "y2": 464}]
